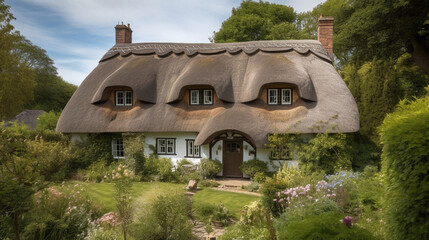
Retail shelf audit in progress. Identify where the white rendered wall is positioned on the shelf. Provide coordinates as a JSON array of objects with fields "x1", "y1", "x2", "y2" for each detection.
[
  {"x1": 257, "y1": 147, "x2": 298, "y2": 172},
  {"x1": 143, "y1": 132, "x2": 209, "y2": 166}
]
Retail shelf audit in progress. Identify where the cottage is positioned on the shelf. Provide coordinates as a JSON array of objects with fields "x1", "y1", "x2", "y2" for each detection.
[{"x1": 57, "y1": 17, "x2": 359, "y2": 177}]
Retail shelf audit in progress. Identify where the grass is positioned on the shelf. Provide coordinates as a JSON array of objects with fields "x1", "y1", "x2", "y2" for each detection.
[
  {"x1": 63, "y1": 181, "x2": 185, "y2": 212},
  {"x1": 193, "y1": 188, "x2": 261, "y2": 220}
]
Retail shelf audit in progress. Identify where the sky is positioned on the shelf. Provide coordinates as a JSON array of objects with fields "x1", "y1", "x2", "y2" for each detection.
[{"x1": 5, "y1": 0, "x2": 325, "y2": 86}]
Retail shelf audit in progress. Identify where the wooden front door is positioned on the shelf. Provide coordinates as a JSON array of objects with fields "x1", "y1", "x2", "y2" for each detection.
[{"x1": 223, "y1": 141, "x2": 243, "y2": 177}]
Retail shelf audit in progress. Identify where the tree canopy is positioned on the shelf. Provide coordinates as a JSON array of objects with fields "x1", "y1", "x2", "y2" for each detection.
[
  {"x1": 0, "y1": 0, "x2": 76, "y2": 120},
  {"x1": 212, "y1": 0, "x2": 310, "y2": 43}
]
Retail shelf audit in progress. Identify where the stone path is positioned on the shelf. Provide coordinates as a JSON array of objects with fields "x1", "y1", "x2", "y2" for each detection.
[{"x1": 192, "y1": 220, "x2": 225, "y2": 240}]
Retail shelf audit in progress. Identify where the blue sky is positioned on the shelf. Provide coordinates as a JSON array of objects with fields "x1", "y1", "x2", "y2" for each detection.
[{"x1": 5, "y1": 0, "x2": 325, "y2": 86}]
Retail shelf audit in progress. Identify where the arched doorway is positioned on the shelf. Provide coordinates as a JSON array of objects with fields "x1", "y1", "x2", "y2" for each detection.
[{"x1": 209, "y1": 131, "x2": 256, "y2": 178}]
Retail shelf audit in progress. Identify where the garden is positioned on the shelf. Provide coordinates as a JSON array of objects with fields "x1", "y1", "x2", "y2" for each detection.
[{"x1": 1, "y1": 89, "x2": 429, "y2": 239}]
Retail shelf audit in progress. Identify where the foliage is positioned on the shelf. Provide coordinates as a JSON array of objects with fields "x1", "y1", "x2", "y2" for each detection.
[
  {"x1": 273, "y1": 180, "x2": 339, "y2": 222},
  {"x1": 0, "y1": 1, "x2": 76, "y2": 119},
  {"x1": 210, "y1": 203, "x2": 233, "y2": 226},
  {"x1": 277, "y1": 212, "x2": 375, "y2": 240},
  {"x1": 212, "y1": 0, "x2": 306, "y2": 43},
  {"x1": 123, "y1": 133, "x2": 145, "y2": 175},
  {"x1": 259, "y1": 176, "x2": 289, "y2": 216},
  {"x1": 253, "y1": 172, "x2": 266, "y2": 183},
  {"x1": 35, "y1": 110, "x2": 60, "y2": 131},
  {"x1": 199, "y1": 179, "x2": 220, "y2": 187},
  {"x1": 198, "y1": 158, "x2": 222, "y2": 179},
  {"x1": 239, "y1": 158, "x2": 267, "y2": 179},
  {"x1": 175, "y1": 159, "x2": 200, "y2": 183},
  {"x1": 112, "y1": 164, "x2": 135, "y2": 240},
  {"x1": 193, "y1": 188, "x2": 261, "y2": 219},
  {"x1": 78, "y1": 160, "x2": 110, "y2": 182},
  {"x1": 83, "y1": 222, "x2": 121, "y2": 240},
  {"x1": 379, "y1": 89, "x2": 429, "y2": 240},
  {"x1": 239, "y1": 200, "x2": 266, "y2": 226},
  {"x1": 22, "y1": 184, "x2": 101, "y2": 240},
  {"x1": 218, "y1": 223, "x2": 269, "y2": 240},
  {"x1": 71, "y1": 133, "x2": 117, "y2": 171},
  {"x1": 0, "y1": 124, "x2": 74, "y2": 239},
  {"x1": 244, "y1": 181, "x2": 260, "y2": 192},
  {"x1": 296, "y1": 133, "x2": 352, "y2": 174},
  {"x1": 131, "y1": 191, "x2": 193, "y2": 240}
]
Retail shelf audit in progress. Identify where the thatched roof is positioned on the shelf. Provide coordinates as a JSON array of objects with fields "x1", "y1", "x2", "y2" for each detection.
[
  {"x1": 6, "y1": 110, "x2": 45, "y2": 129},
  {"x1": 57, "y1": 40, "x2": 359, "y2": 147}
]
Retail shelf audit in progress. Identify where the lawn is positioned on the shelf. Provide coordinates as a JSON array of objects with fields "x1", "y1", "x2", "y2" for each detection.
[
  {"x1": 192, "y1": 188, "x2": 261, "y2": 219},
  {"x1": 64, "y1": 181, "x2": 185, "y2": 212}
]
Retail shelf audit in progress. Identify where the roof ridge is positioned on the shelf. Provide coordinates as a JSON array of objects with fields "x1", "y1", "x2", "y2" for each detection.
[{"x1": 100, "y1": 40, "x2": 331, "y2": 62}]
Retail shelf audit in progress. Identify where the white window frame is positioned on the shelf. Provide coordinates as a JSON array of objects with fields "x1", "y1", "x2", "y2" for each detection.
[
  {"x1": 116, "y1": 90, "x2": 133, "y2": 106},
  {"x1": 112, "y1": 138, "x2": 124, "y2": 159},
  {"x1": 125, "y1": 91, "x2": 133, "y2": 106},
  {"x1": 281, "y1": 89, "x2": 292, "y2": 105},
  {"x1": 190, "y1": 90, "x2": 200, "y2": 105},
  {"x1": 268, "y1": 89, "x2": 278, "y2": 105},
  {"x1": 156, "y1": 138, "x2": 175, "y2": 155},
  {"x1": 186, "y1": 139, "x2": 201, "y2": 158},
  {"x1": 203, "y1": 90, "x2": 213, "y2": 105}
]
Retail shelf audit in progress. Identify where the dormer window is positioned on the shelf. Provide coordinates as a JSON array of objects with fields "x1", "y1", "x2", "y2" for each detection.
[
  {"x1": 189, "y1": 89, "x2": 213, "y2": 105},
  {"x1": 116, "y1": 90, "x2": 133, "y2": 106},
  {"x1": 268, "y1": 88, "x2": 292, "y2": 105}
]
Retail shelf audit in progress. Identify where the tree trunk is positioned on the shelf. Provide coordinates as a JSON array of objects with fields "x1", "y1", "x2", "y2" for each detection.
[
  {"x1": 410, "y1": 35, "x2": 429, "y2": 72},
  {"x1": 13, "y1": 212, "x2": 20, "y2": 240}
]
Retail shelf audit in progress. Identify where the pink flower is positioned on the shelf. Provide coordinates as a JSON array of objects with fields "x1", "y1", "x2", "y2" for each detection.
[{"x1": 273, "y1": 199, "x2": 277, "y2": 202}]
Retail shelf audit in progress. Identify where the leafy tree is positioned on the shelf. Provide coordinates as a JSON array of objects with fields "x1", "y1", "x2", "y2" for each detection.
[
  {"x1": 0, "y1": 0, "x2": 36, "y2": 120},
  {"x1": 212, "y1": 0, "x2": 308, "y2": 42},
  {"x1": 0, "y1": 1, "x2": 76, "y2": 120},
  {"x1": 36, "y1": 111, "x2": 61, "y2": 131}
]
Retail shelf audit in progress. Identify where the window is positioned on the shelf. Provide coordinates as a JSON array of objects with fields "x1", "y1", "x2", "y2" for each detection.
[
  {"x1": 270, "y1": 143, "x2": 291, "y2": 160},
  {"x1": 190, "y1": 90, "x2": 199, "y2": 105},
  {"x1": 112, "y1": 138, "x2": 124, "y2": 158},
  {"x1": 204, "y1": 90, "x2": 213, "y2": 104},
  {"x1": 189, "y1": 89, "x2": 214, "y2": 105},
  {"x1": 268, "y1": 88, "x2": 292, "y2": 105},
  {"x1": 268, "y1": 89, "x2": 278, "y2": 105},
  {"x1": 156, "y1": 138, "x2": 176, "y2": 155},
  {"x1": 186, "y1": 140, "x2": 201, "y2": 158},
  {"x1": 116, "y1": 90, "x2": 133, "y2": 106}
]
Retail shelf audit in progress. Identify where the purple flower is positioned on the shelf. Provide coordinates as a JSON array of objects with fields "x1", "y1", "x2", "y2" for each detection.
[{"x1": 342, "y1": 216, "x2": 354, "y2": 228}]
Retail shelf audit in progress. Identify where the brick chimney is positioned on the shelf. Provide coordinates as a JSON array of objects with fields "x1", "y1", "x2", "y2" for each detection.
[
  {"x1": 317, "y1": 16, "x2": 334, "y2": 58},
  {"x1": 115, "y1": 22, "x2": 132, "y2": 44}
]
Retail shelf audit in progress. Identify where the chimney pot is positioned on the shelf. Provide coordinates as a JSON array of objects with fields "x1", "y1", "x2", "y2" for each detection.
[
  {"x1": 115, "y1": 22, "x2": 132, "y2": 44},
  {"x1": 318, "y1": 16, "x2": 334, "y2": 58}
]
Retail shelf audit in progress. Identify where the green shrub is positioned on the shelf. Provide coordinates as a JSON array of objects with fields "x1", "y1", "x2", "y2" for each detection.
[
  {"x1": 131, "y1": 191, "x2": 193, "y2": 240},
  {"x1": 260, "y1": 176, "x2": 288, "y2": 216},
  {"x1": 72, "y1": 133, "x2": 117, "y2": 171},
  {"x1": 36, "y1": 111, "x2": 60, "y2": 131},
  {"x1": 379, "y1": 91, "x2": 429, "y2": 240},
  {"x1": 194, "y1": 203, "x2": 217, "y2": 222},
  {"x1": 199, "y1": 179, "x2": 220, "y2": 187},
  {"x1": 244, "y1": 181, "x2": 260, "y2": 192},
  {"x1": 297, "y1": 133, "x2": 352, "y2": 175},
  {"x1": 239, "y1": 158, "x2": 267, "y2": 179},
  {"x1": 157, "y1": 157, "x2": 176, "y2": 182},
  {"x1": 253, "y1": 172, "x2": 266, "y2": 183},
  {"x1": 141, "y1": 156, "x2": 176, "y2": 182},
  {"x1": 210, "y1": 203, "x2": 233, "y2": 226},
  {"x1": 175, "y1": 159, "x2": 198, "y2": 183},
  {"x1": 123, "y1": 133, "x2": 145, "y2": 175},
  {"x1": 218, "y1": 224, "x2": 269, "y2": 240},
  {"x1": 277, "y1": 212, "x2": 375, "y2": 240},
  {"x1": 198, "y1": 158, "x2": 222, "y2": 179},
  {"x1": 23, "y1": 185, "x2": 101, "y2": 240},
  {"x1": 79, "y1": 160, "x2": 108, "y2": 182}
]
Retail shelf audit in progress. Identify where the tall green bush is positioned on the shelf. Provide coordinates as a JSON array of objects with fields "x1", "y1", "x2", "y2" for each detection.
[
  {"x1": 199, "y1": 158, "x2": 222, "y2": 179},
  {"x1": 379, "y1": 88, "x2": 429, "y2": 240},
  {"x1": 240, "y1": 158, "x2": 267, "y2": 179},
  {"x1": 123, "y1": 133, "x2": 145, "y2": 175}
]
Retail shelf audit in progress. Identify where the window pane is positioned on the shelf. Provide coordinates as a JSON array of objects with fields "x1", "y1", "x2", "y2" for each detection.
[
  {"x1": 125, "y1": 91, "x2": 133, "y2": 106},
  {"x1": 187, "y1": 140, "x2": 193, "y2": 156},
  {"x1": 112, "y1": 138, "x2": 124, "y2": 158},
  {"x1": 116, "y1": 91, "x2": 124, "y2": 105},
  {"x1": 190, "y1": 90, "x2": 199, "y2": 105},
  {"x1": 194, "y1": 145, "x2": 200, "y2": 157},
  {"x1": 167, "y1": 139, "x2": 175, "y2": 154},
  {"x1": 157, "y1": 139, "x2": 166, "y2": 154},
  {"x1": 268, "y1": 89, "x2": 278, "y2": 104},
  {"x1": 282, "y1": 89, "x2": 291, "y2": 104},
  {"x1": 204, "y1": 90, "x2": 213, "y2": 104}
]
